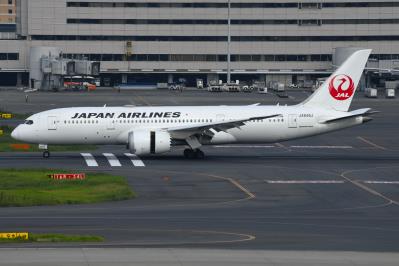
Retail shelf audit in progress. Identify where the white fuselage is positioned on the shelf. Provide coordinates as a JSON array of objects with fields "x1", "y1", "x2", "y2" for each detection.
[
  {"x1": 12, "y1": 105, "x2": 365, "y2": 146},
  {"x1": 11, "y1": 49, "x2": 374, "y2": 157}
]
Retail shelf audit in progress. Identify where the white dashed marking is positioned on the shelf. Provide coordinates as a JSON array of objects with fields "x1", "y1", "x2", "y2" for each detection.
[
  {"x1": 214, "y1": 145, "x2": 276, "y2": 148},
  {"x1": 266, "y1": 180, "x2": 345, "y2": 184},
  {"x1": 103, "y1": 153, "x2": 122, "y2": 167},
  {"x1": 124, "y1": 153, "x2": 146, "y2": 167},
  {"x1": 81, "y1": 153, "x2": 98, "y2": 167},
  {"x1": 290, "y1": 146, "x2": 353, "y2": 149},
  {"x1": 363, "y1": 181, "x2": 399, "y2": 184}
]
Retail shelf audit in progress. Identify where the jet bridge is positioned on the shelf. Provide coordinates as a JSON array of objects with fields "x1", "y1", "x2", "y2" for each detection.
[{"x1": 29, "y1": 46, "x2": 100, "y2": 91}]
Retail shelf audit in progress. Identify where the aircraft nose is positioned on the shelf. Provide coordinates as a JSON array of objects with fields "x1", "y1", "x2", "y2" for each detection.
[{"x1": 11, "y1": 127, "x2": 20, "y2": 140}]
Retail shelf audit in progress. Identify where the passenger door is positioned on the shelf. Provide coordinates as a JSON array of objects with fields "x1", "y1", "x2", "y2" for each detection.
[
  {"x1": 47, "y1": 116, "x2": 58, "y2": 130},
  {"x1": 288, "y1": 114, "x2": 298, "y2": 128}
]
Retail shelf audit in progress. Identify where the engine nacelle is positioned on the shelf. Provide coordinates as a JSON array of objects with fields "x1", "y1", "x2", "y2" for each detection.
[{"x1": 128, "y1": 130, "x2": 171, "y2": 155}]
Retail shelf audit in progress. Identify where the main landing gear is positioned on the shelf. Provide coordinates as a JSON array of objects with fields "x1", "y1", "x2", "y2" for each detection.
[
  {"x1": 42, "y1": 150, "x2": 50, "y2": 158},
  {"x1": 183, "y1": 148, "x2": 205, "y2": 159}
]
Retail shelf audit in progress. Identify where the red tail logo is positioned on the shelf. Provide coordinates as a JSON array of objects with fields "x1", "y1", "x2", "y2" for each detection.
[{"x1": 328, "y1": 74, "x2": 355, "y2": 101}]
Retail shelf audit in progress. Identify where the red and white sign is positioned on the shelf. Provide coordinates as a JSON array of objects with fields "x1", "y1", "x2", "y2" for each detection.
[
  {"x1": 49, "y1": 173, "x2": 86, "y2": 180},
  {"x1": 328, "y1": 74, "x2": 355, "y2": 101}
]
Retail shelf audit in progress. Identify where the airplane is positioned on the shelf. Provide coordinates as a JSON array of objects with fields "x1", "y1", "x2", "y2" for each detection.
[{"x1": 12, "y1": 49, "x2": 376, "y2": 159}]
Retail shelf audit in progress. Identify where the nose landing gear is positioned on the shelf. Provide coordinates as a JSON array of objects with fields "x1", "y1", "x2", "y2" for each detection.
[
  {"x1": 42, "y1": 150, "x2": 50, "y2": 158},
  {"x1": 183, "y1": 148, "x2": 205, "y2": 159},
  {"x1": 39, "y1": 144, "x2": 50, "y2": 158}
]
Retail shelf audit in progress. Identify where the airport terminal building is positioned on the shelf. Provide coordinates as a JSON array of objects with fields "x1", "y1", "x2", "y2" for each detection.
[{"x1": 0, "y1": 0, "x2": 399, "y2": 87}]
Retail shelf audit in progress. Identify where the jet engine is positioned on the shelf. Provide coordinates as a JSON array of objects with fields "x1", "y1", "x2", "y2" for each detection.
[{"x1": 128, "y1": 130, "x2": 171, "y2": 155}]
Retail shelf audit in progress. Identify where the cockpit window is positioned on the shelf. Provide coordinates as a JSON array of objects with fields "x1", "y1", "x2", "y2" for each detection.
[{"x1": 24, "y1": 120, "x2": 34, "y2": 125}]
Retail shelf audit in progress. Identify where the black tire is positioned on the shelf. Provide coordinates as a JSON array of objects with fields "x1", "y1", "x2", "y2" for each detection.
[
  {"x1": 195, "y1": 149, "x2": 205, "y2": 159},
  {"x1": 43, "y1": 151, "x2": 50, "y2": 158},
  {"x1": 183, "y1": 149, "x2": 192, "y2": 159},
  {"x1": 183, "y1": 149, "x2": 197, "y2": 159}
]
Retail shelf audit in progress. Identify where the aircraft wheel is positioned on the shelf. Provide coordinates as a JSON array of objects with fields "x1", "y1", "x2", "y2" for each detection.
[
  {"x1": 43, "y1": 150, "x2": 50, "y2": 158},
  {"x1": 183, "y1": 149, "x2": 195, "y2": 159},
  {"x1": 194, "y1": 149, "x2": 205, "y2": 159}
]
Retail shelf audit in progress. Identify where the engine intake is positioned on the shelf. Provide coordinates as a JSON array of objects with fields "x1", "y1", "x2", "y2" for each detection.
[{"x1": 128, "y1": 130, "x2": 171, "y2": 155}]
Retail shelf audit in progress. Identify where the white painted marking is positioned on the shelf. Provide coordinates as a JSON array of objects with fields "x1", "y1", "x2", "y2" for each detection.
[
  {"x1": 81, "y1": 153, "x2": 98, "y2": 167},
  {"x1": 103, "y1": 153, "x2": 122, "y2": 167},
  {"x1": 357, "y1": 136, "x2": 386, "y2": 150},
  {"x1": 124, "y1": 153, "x2": 145, "y2": 167},
  {"x1": 363, "y1": 181, "x2": 399, "y2": 184},
  {"x1": 266, "y1": 180, "x2": 345, "y2": 184},
  {"x1": 214, "y1": 145, "x2": 276, "y2": 148},
  {"x1": 290, "y1": 145, "x2": 353, "y2": 149}
]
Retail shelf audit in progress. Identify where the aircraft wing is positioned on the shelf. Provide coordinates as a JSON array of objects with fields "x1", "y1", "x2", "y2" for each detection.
[
  {"x1": 166, "y1": 114, "x2": 282, "y2": 139},
  {"x1": 319, "y1": 108, "x2": 378, "y2": 124}
]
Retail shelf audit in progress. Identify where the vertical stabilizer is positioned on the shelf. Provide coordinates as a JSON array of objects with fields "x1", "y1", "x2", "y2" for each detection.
[{"x1": 301, "y1": 49, "x2": 372, "y2": 112}]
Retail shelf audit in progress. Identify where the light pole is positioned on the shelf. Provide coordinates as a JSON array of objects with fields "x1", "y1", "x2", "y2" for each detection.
[{"x1": 227, "y1": 0, "x2": 231, "y2": 84}]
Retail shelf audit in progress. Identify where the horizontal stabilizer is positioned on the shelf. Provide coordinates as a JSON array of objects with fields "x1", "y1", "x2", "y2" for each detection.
[{"x1": 319, "y1": 108, "x2": 378, "y2": 124}]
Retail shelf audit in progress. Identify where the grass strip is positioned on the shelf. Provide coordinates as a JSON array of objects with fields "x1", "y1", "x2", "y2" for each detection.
[
  {"x1": 0, "y1": 233, "x2": 104, "y2": 243},
  {"x1": 0, "y1": 169, "x2": 135, "y2": 207}
]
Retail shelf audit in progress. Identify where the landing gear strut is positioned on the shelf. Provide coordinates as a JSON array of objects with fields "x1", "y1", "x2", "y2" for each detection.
[
  {"x1": 42, "y1": 150, "x2": 50, "y2": 158},
  {"x1": 183, "y1": 148, "x2": 205, "y2": 159}
]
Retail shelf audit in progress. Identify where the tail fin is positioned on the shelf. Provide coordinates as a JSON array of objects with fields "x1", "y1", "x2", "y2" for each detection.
[{"x1": 301, "y1": 49, "x2": 372, "y2": 112}]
